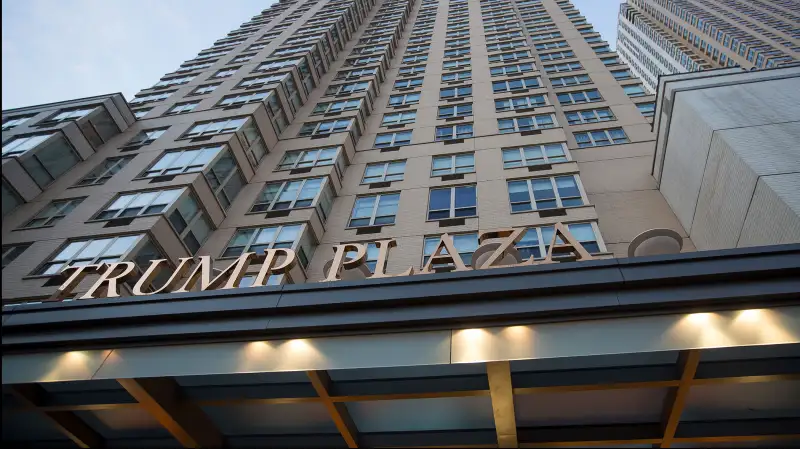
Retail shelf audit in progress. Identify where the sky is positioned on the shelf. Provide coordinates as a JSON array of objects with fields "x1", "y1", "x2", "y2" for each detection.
[{"x1": 1, "y1": 0, "x2": 621, "y2": 110}]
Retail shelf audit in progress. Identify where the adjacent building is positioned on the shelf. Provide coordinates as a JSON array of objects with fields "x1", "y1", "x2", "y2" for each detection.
[
  {"x1": 2, "y1": 0, "x2": 799, "y2": 447},
  {"x1": 617, "y1": 0, "x2": 799, "y2": 92}
]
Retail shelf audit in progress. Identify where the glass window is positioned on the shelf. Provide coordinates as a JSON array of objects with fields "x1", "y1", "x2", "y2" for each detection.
[
  {"x1": 516, "y1": 222, "x2": 602, "y2": 260},
  {"x1": 37, "y1": 235, "x2": 144, "y2": 275},
  {"x1": 184, "y1": 117, "x2": 248, "y2": 138},
  {"x1": 277, "y1": 147, "x2": 340, "y2": 171},
  {"x1": 349, "y1": 193, "x2": 400, "y2": 227},
  {"x1": 142, "y1": 146, "x2": 223, "y2": 177},
  {"x1": 124, "y1": 128, "x2": 168, "y2": 147},
  {"x1": 344, "y1": 242, "x2": 380, "y2": 272},
  {"x1": 437, "y1": 103, "x2": 473, "y2": 118},
  {"x1": 75, "y1": 156, "x2": 133, "y2": 186},
  {"x1": 46, "y1": 107, "x2": 96, "y2": 123},
  {"x1": 2, "y1": 243, "x2": 31, "y2": 269},
  {"x1": 394, "y1": 78, "x2": 424, "y2": 89},
  {"x1": 432, "y1": 153, "x2": 474, "y2": 176},
  {"x1": 539, "y1": 50, "x2": 575, "y2": 61},
  {"x1": 362, "y1": 161, "x2": 406, "y2": 183},
  {"x1": 441, "y1": 71, "x2": 472, "y2": 82},
  {"x1": 22, "y1": 197, "x2": 84, "y2": 228},
  {"x1": 574, "y1": 128, "x2": 630, "y2": 147},
  {"x1": 623, "y1": 84, "x2": 647, "y2": 97},
  {"x1": 399, "y1": 65, "x2": 426, "y2": 76},
  {"x1": 204, "y1": 150, "x2": 244, "y2": 209},
  {"x1": 423, "y1": 233, "x2": 479, "y2": 268},
  {"x1": 388, "y1": 93, "x2": 421, "y2": 106},
  {"x1": 166, "y1": 102, "x2": 199, "y2": 114},
  {"x1": 565, "y1": 108, "x2": 615, "y2": 125},
  {"x1": 95, "y1": 188, "x2": 184, "y2": 220},
  {"x1": 611, "y1": 69, "x2": 633, "y2": 80},
  {"x1": 2, "y1": 134, "x2": 52, "y2": 157},
  {"x1": 311, "y1": 99, "x2": 362, "y2": 115},
  {"x1": 494, "y1": 94, "x2": 547, "y2": 112},
  {"x1": 497, "y1": 114, "x2": 557, "y2": 133},
  {"x1": 435, "y1": 124, "x2": 474, "y2": 141},
  {"x1": 550, "y1": 74, "x2": 592, "y2": 87},
  {"x1": 381, "y1": 111, "x2": 417, "y2": 126},
  {"x1": 2, "y1": 178, "x2": 24, "y2": 217},
  {"x1": 543, "y1": 62, "x2": 582, "y2": 73},
  {"x1": 557, "y1": 89, "x2": 602, "y2": 105},
  {"x1": 492, "y1": 77, "x2": 541, "y2": 93},
  {"x1": 218, "y1": 90, "x2": 271, "y2": 106},
  {"x1": 507, "y1": 175, "x2": 583, "y2": 212},
  {"x1": 490, "y1": 63, "x2": 535, "y2": 77},
  {"x1": 637, "y1": 102, "x2": 656, "y2": 117},
  {"x1": 439, "y1": 86, "x2": 472, "y2": 99},
  {"x1": 250, "y1": 177, "x2": 327, "y2": 212},
  {"x1": 298, "y1": 119, "x2": 354, "y2": 137},
  {"x1": 2, "y1": 115, "x2": 34, "y2": 131},
  {"x1": 502, "y1": 143, "x2": 568, "y2": 168},
  {"x1": 222, "y1": 224, "x2": 303, "y2": 258},
  {"x1": 427, "y1": 185, "x2": 477, "y2": 220},
  {"x1": 374, "y1": 131, "x2": 412, "y2": 148},
  {"x1": 325, "y1": 81, "x2": 370, "y2": 96}
]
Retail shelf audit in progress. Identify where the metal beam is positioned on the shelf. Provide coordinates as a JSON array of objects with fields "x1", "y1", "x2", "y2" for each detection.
[
  {"x1": 117, "y1": 377, "x2": 223, "y2": 448},
  {"x1": 9, "y1": 384, "x2": 104, "y2": 448},
  {"x1": 658, "y1": 350, "x2": 700, "y2": 448},
  {"x1": 487, "y1": 361, "x2": 518, "y2": 448},
  {"x1": 307, "y1": 370, "x2": 360, "y2": 448}
]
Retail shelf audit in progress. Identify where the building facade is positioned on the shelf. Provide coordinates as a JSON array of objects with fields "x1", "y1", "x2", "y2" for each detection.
[
  {"x1": 2, "y1": 0, "x2": 799, "y2": 447},
  {"x1": 617, "y1": 0, "x2": 799, "y2": 92}
]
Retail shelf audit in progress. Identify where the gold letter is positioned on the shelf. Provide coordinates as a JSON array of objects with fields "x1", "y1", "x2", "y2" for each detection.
[
  {"x1": 475, "y1": 228, "x2": 527, "y2": 269},
  {"x1": 540, "y1": 222, "x2": 594, "y2": 264},
  {"x1": 48, "y1": 264, "x2": 104, "y2": 301},
  {"x1": 251, "y1": 248, "x2": 297, "y2": 286},
  {"x1": 419, "y1": 234, "x2": 469, "y2": 273},
  {"x1": 324, "y1": 243, "x2": 367, "y2": 281},
  {"x1": 368, "y1": 239, "x2": 414, "y2": 279},
  {"x1": 81, "y1": 262, "x2": 138, "y2": 299},
  {"x1": 173, "y1": 253, "x2": 256, "y2": 293},
  {"x1": 131, "y1": 257, "x2": 195, "y2": 295}
]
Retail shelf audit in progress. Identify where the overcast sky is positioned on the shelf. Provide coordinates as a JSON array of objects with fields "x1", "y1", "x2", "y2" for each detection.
[{"x1": 1, "y1": 0, "x2": 621, "y2": 110}]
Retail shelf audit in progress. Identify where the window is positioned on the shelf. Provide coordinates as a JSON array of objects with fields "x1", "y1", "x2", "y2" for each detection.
[
  {"x1": 230, "y1": 53, "x2": 256, "y2": 64},
  {"x1": 601, "y1": 56, "x2": 620, "y2": 65},
  {"x1": 611, "y1": 69, "x2": 633, "y2": 80},
  {"x1": 2, "y1": 178, "x2": 23, "y2": 216},
  {"x1": 184, "y1": 117, "x2": 248, "y2": 138},
  {"x1": 204, "y1": 150, "x2": 245, "y2": 209},
  {"x1": 399, "y1": 65, "x2": 425, "y2": 76},
  {"x1": 166, "y1": 102, "x2": 199, "y2": 114},
  {"x1": 349, "y1": 193, "x2": 400, "y2": 227},
  {"x1": 402, "y1": 54, "x2": 428, "y2": 64},
  {"x1": 406, "y1": 44, "x2": 431, "y2": 54},
  {"x1": 487, "y1": 40, "x2": 528, "y2": 53},
  {"x1": 440, "y1": 86, "x2": 472, "y2": 99},
  {"x1": 557, "y1": 89, "x2": 602, "y2": 105},
  {"x1": 490, "y1": 63, "x2": 535, "y2": 77},
  {"x1": 96, "y1": 188, "x2": 184, "y2": 220},
  {"x1": 428, "y1": 185, "x2": 476, "y2": 220},
  {"x1": 565, "y1": 108, "x2": 614, "y2": 125},
  {"x1": 45, "y1": 107, "x2": 96, "y2": 123},
  {"x1": 443, "y1": 58, "x2": 471, "y2": 70},
  {"x1": 132, "y1": 108, "x2": 153, "y2": 119},
  {"x1": 637, "y1": 102, "x2": 656, "y2": 117},
  {"x1": 2, "y1": 243, "x2": 31, "y2": 269},
  {"x1": 344, "y1": 243, "x2": 380, "y2": 272},
  {"x1": 2, "y1": 115, "x2": 34, "y2": 131},
  {"x1": 154, "y1": 76, "x2": 195, "y2": 88},
  {"x1": 374, "y1": 130, "x2": 412, "y2": 148},
  {"x1": 550, "y1": 74, "x2": 592, "y2": 87},
  {"x1": 212, "y1": 67, "x2": 239, "y2": 78},
  {"x1": 394, "y1": 78, "x2": 423, "y2": 89},
  {"x1": 593, "y1": 45, "x2": 611, "y2": 54},
  {"x1": 21, "y1": 197, "x2": 84, "y2": 229},
  {"x1": 502, "y1": 143, "x2": 568, "y2": 168},
  {"x1": 362, "y1": 161, "x2": 406, "y2": 183},
  {"x1": 2, "y1": 134, "x2": 52, "y2": 157},
  {"x1": 574, "y1": 128, "x2": 630, "y2": 147},
  {"x1": 446, "y1": 38, "x2": 470, "y2": 48},
  {"x1": 432, "y1": 153, "x2": 474, "y2": 176},
  {"x1": 530, "y1": 31, "x2": 562, "y2": 41},
  {"x1": 623, "y1": 84, "x2": 647, "y2": 98},
  {"x1": 544, "y1": 62, "x2": 582, "y2": 73},
  {"x1": 37, "y1": 235, "x2": 144, "y2": 276},
  {"x1": 325, "y1": 81, "x2": 370, "y2": 96},
  {"x1": 441, "y1": 71, "x2": 471, "y2": 82},
  {"x1": 517, "y1": 222, "x2": 602, "y2": 260},
  {"x1": 337, "y1": 68, "x2": 378, "y2": 80},
  {"x1": 492, "y1": 77, "x2": 542, "y2": 93},
  {"x1": 298, "y1": 119, "x2": 354, "y2": 137},
  {"x1": 311, "y1": 99, "x2": 362, "y2": 115},
  {"x1": 382, "y1": 111, "x2": 416, "y2": 126},
  {"x1": 277, "y1": 147, "x2": 340, "y2": 171},
  {"x1": 539, "y1": 50, "x2": 575, "y2": 61},
  {"x1": 444, "y1": 47, "x2": 471, "y2": 58},
  {"x1": 495, "y1": 94, "x2": 547, "y2": 112},
  {"x1": 250, "y1": 177, "x2": 331, "y2": 213},
  {"x1": 222, "y1": 225, "x2": 303, "y2": 258},
  {"x1": 438, "y1": 103, "x2": 473, "y2": 119},
  {"x1": 423, "y1": 233, "x2": 479, "y2": 267},
  {"x1": 498, "y1": 114, "x2": 556, "y2": 133},
  {"x1": 534, "y1": 41, "x2": 568, "y2": 51},
  {"x1": 75, "y1": 156, "x2": 133, "y2": 186},
  {"x1": 436, "y1": 124, "x2": 473, "y2": 141},
  {"x1": 388, "y1": 92, "x2": 420, "y2": 106},
  {"x1": 143, "y1": 146, "x2": 222, "y2": 177},
  {"x1": 488, "y1": 50, "x2": 531, "y2": 63},
  {"x1": 508, "y1": 175, "x2": 583, "y2": 212}
]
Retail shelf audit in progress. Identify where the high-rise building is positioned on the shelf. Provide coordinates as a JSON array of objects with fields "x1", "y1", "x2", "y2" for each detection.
[
  {"x1": 3, "y1": 0, "x2": 799, "y2": 447},
  {"x1": 617, "y1": 0, "x2": 799, "y2": 92}
]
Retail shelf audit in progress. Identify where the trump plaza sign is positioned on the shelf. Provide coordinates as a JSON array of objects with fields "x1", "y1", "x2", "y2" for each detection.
[{"x1": 53, "y1": 223, "x2": 595, "y2": 300}]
